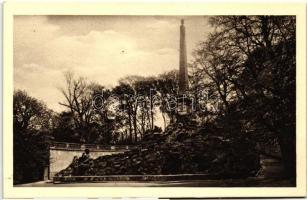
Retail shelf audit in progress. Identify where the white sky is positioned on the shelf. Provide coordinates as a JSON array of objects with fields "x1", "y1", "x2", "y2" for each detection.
[{"x1": 14, "y1": 15, "x2": 212, "y2": 112}]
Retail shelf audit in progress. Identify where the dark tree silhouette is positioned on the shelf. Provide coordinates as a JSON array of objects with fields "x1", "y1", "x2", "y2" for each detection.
[
  {"x1": 13, "y1": 90, "x2": 53, "y2": 184},
  {"x1": 194, "y1": 16, "x2": 296, "y2": 178}
]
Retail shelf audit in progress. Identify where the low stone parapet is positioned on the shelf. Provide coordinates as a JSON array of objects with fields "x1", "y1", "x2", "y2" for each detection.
[
  {"x1": 49, "y1": 142, "x2": 136, "y2": 179},
  {"x1": 53, "y1": 174, "x2": 219, "y2": 183}
]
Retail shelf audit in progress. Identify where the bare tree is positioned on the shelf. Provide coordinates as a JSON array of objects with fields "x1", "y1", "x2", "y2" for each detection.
[{"x1": 59, "y1": 72, "x2": 94, "y2": 141}]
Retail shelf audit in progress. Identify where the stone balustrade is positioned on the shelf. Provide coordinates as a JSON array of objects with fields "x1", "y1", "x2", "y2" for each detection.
[{"x1": 48, "y1": 142, "x2": 136, "y2": 179}]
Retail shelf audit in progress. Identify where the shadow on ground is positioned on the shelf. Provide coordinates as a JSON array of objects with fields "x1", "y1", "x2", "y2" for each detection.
[{"x1": 16, "y1": 177, "x2": 295, "y2": 187}]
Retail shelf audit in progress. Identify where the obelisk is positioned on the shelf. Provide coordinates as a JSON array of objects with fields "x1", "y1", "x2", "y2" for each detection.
[{"x1": 179, "y1": 19, "x2": 188, "y2": 93}]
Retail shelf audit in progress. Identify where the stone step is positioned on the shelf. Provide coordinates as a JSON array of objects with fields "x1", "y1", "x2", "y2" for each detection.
[{"x1": 258, "y1": 156, "x2": 284, "y2": 178}]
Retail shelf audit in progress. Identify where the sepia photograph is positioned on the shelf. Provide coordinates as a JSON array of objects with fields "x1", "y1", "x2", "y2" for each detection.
[
  {"x1": 12, "y1": 14, "x2": 297, "y2": 187},
  {"x1": 3, "y1": 3, "x2": 306, "y2": 198}
]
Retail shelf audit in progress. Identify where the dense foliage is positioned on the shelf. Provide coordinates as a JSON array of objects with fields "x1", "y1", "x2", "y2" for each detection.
[
  {"x1": 13, "y1": 90, "x2": 53, "y2": 184},
  {"x1": 193, "y1": 16, "x2": 296, "y2": 178}
]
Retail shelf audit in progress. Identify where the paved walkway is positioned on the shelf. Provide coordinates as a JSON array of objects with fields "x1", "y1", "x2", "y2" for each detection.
[{"x1": 16, "y1": 177, "x2": 294, "y2": 187}]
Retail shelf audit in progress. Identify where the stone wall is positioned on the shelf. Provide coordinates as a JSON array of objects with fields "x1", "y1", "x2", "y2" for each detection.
[{"x1": 49, "y1": 143, "x2": 131, "y2": 179}]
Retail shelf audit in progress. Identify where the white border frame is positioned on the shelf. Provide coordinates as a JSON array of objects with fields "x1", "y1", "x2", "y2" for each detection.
[{"x1": 3, "y1": 2, "x2": 307, "y2": 198}]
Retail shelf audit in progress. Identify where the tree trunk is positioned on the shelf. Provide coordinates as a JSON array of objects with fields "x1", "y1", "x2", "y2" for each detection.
[
  {"x1": 133, "y1": 114, "x2": 138, "y2": 143},
  {"x1": 150, "y1": 97, "x2": 154, "y2": 129},
  {"x1": 127, "y1": 106, "x2": 133, "y2": 144},
  {"x1": 141, "y1": 112, "x2": 146, "y2": 136},
  {"x1": 162, "y1": 112, "x2": 166, "y2": 130}
]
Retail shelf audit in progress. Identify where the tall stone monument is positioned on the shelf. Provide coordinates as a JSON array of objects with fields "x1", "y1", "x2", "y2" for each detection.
[
  {"x1": 177, "y1": 19, "x2": 190, "y2": 117},
  {"x1": 178, "y1": 19, "x2": 188, "y2": 93}
]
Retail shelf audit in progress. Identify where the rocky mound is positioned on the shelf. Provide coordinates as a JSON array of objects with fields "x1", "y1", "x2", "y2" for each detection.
[{"x1": 56, "y1": 122, "x2": 260, "y2": 178}]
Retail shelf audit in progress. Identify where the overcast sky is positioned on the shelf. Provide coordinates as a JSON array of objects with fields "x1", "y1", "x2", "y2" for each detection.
[{"x1": 14, "y1": 15, "x2": 212, "y2": 112}]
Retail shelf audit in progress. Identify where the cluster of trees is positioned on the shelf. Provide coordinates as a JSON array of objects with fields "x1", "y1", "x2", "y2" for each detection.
[
  {"x1": 13, "y1": 72, "x2": 178, "y2": 183},
  {"x1": 13, "y1": 90, "x2": 54, "y2": 184},
  {"x1": 13, "y1": 16, "x2": 296, "y2": 183},
  {"x1": 53, "y1": 71, "x2": 178, "y2": 145},
  {"x1": 192, "y1": 16, "x2": 296, "y2": 178}
]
